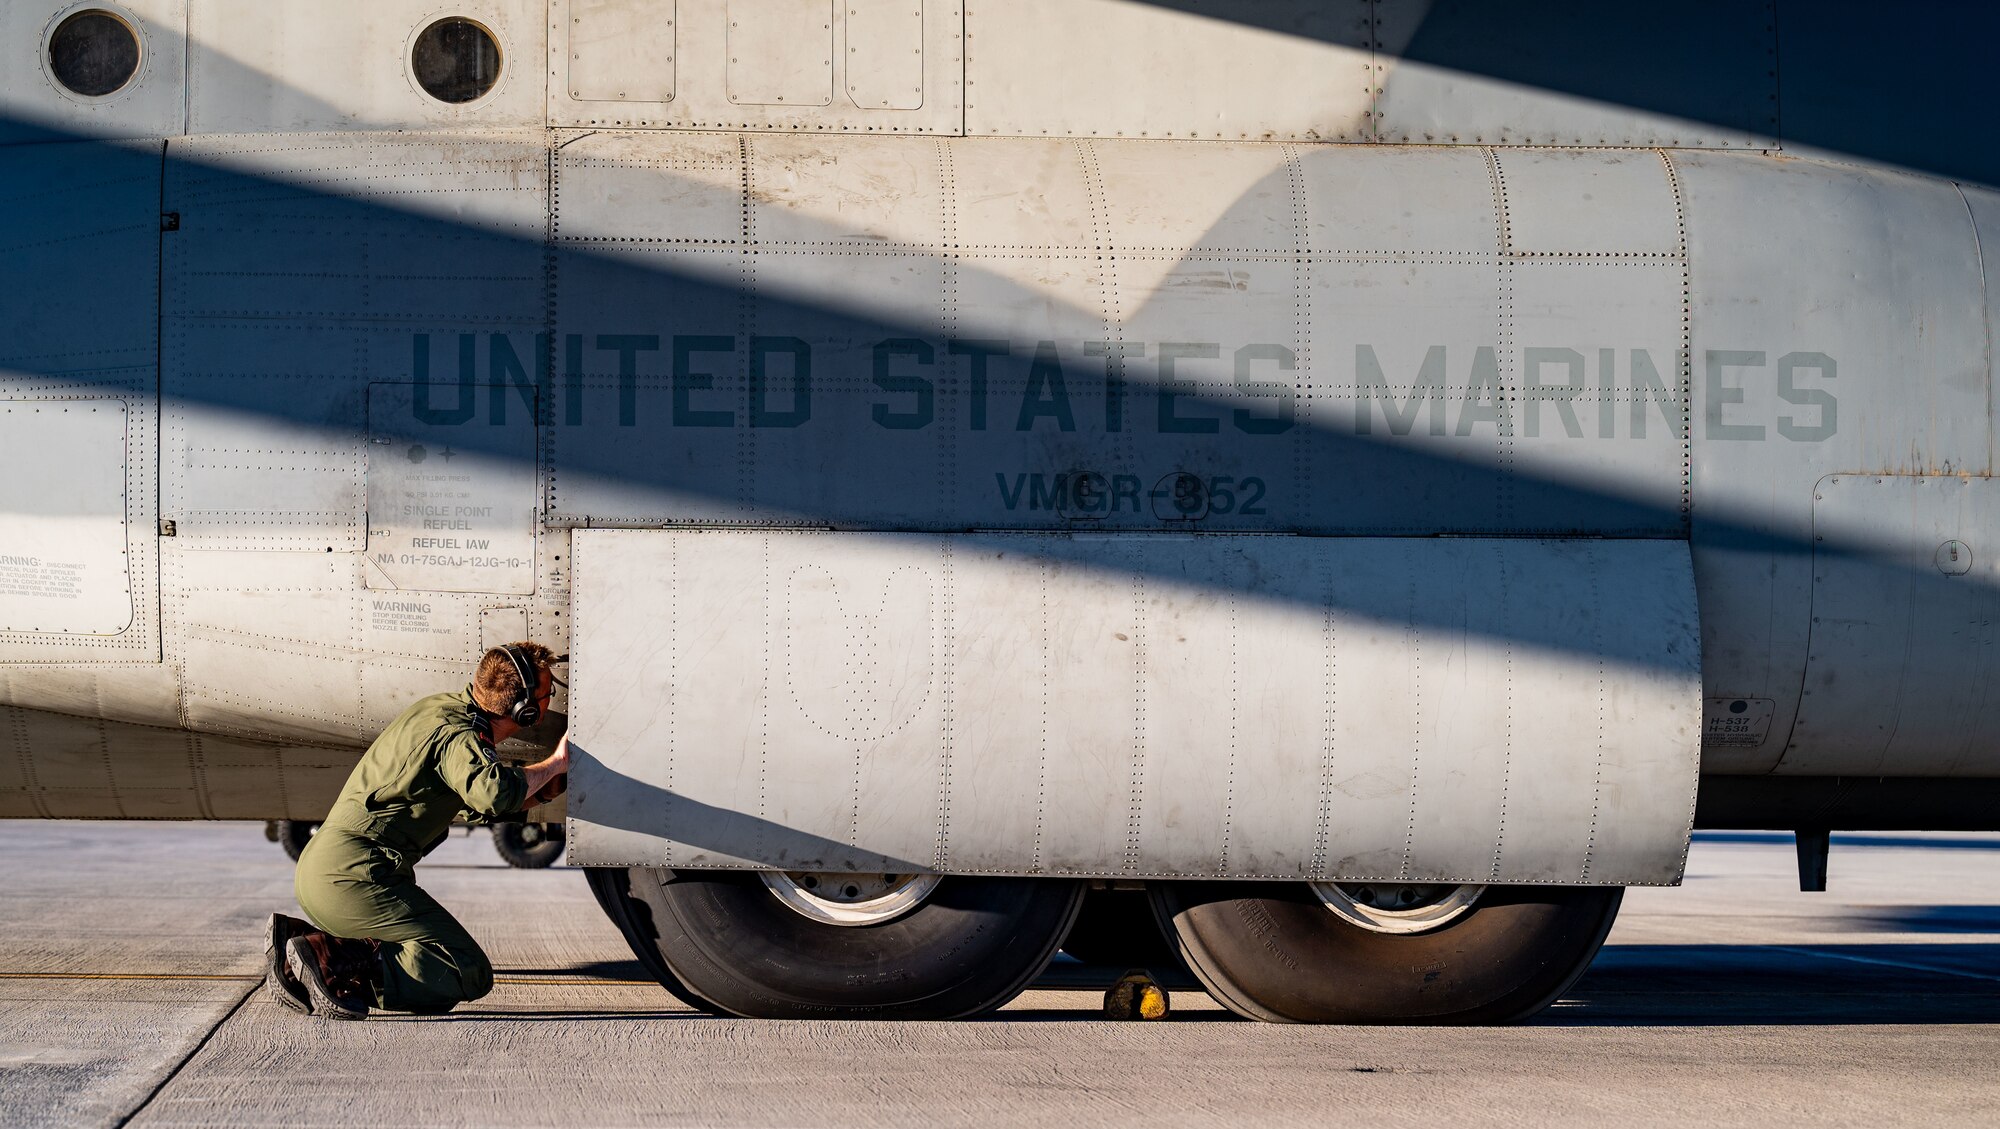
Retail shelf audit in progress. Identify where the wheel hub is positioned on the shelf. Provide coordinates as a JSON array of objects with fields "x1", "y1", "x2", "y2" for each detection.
[
  {"x1": 759, "y1": 870, "x2": 944, "y2": 927},
  {"x1": 1310, "y1": 881, "x2": 1484, "y2": 934}
]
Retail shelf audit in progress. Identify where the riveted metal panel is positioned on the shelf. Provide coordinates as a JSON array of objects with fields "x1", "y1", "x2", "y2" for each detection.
[
  {"x1": 946, "y1": 136, "x2": 1096, "y2": 248},
  {"x1": 171, "y1": 550, "x2": 370, "y2": 745},
  {"x1": 188, "y1": 0, "x2": 546, "y2": 133},
  {"x1": 550, "y1": 133, "x2": 1694, "y2": 536},
  {"x1": 844, "y1": 0, "x2": 924, "y2": 111},
  {"x1": 359, "y1": 652, "x2": 486, "y2": 733},
  {"x1": 164, "y1": 544, "x2": 497, "y2": 747},
  {"x1": 0, "y1": 140, "x2": 160, "y2": 663},
  {"x1": 1505, "y1": 261, "x2": 1688, "y2": 530},
  {"x1": 1677, "y1": 152, "x2": 1988, "y2": 774},
  {"x1": 964, "y1": 0, "x2": 1373, "y2": 142},
  {"x1": 552, "y1": 130, "x2": 961, "y2": 528},
  {"x1": 568, "y1": 529, "x2": 1702, "y2": 885},
  {"x1": 1373, "y1": 0, "x2": 1780, "y2": 149},
  {"x1": 1795, "y1": 476, "x2": 2000, "y2": 776},
  {"x1": 1494, "y1": 148, "x2": 1682, "y2": 256},
  {"x1": 726, "y1": 0, "x2": 832, "y2": 107},
  {"x1": 1293, "y1": 145, "x2": 1495, "y2": 534},
  {"x1": 549, "y1": 0, "x2": 961, "y2": 133},
  {"x1": 479, "y1": 606, "x2": 530, "y2": 650},
  {"x1": 559, "y1": 0, "x2": 677, "y2": 104},
  {"x1": 179, "y1": 631, "x2": 365, "y2": 744},
  {"x1": 1295, "y1": 145, "x2": 1497, "y2": 254},
  {"x1": 0, "y1": 666, "x2": 298, "y2": 817},
  {"x1": 1091, "y1": 141, "x2": 1298, "y2": 260},
  {"x1": 0, "y1": 1, "x2": 185, "y2": 146},
  {"x1": 0, "y1": 664, "x2": 181, "y2": 730},
  {"x1": 162, "y1": 132, "x2": 546, "y2": 550},
  {"x1": 0, "y1": 141, "x2": 162, "y2": 405},
  {"x1": 0, "y1": 402, "x2": 134, "y2": 635},
  {"x1": 1299, "y1": 149, "x2": 1692, "y2": 538},
  {"x1": 1096, "y1": 144, "x2": 1304, "y2": 534},
  {"x1": 1301, "y1": 260, "x2": 1502, "y2": 532},
  {"x1": 548, "y1": 131, "x2": 751, "y2": 525},
  {"x1": 192, "y1": 730, "x2": 359, "y2": 819},
  {"x1": 0, "y1": 706, "x2": 203, "y2": 818},
  {"x1": 364, "y1": 383, "x2": 539, "y2": 595}
]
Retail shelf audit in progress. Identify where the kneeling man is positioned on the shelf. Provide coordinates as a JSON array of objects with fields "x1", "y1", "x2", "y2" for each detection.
[{"x1": 265, "y1": 642, "x2": 570, "y2": 1018}]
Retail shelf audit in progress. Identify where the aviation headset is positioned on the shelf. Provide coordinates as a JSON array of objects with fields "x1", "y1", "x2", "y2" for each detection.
[{"x1": 499, "y1": 644, "x2": 544, "y2": 728}]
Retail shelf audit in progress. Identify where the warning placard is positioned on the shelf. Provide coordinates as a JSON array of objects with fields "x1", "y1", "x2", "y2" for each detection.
[{"x1": 0, "y1": 401, "x2": 132, "y2": 635}]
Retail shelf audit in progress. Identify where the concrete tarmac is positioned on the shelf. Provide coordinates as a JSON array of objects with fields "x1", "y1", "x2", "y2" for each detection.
[{"x1": 1, "y1": 822, "x2": 1997, "y2": 1128}]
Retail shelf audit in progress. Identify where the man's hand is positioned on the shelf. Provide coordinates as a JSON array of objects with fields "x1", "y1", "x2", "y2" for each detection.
[
  {"x1": 521, "y1": 733, "x2": 569, "y2": 808},
  {"x1": 528, "y1": 772, "x2": 568, "y2": 806}
]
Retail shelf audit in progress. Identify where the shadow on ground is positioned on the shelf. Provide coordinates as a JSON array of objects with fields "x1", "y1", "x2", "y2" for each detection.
[
  {"x1": 1545, "y1": 944, "x2": 2000, "y2": 1027},
  {"x1": 479, "y1": 945, "x2": 2000, "y2": 1026}
]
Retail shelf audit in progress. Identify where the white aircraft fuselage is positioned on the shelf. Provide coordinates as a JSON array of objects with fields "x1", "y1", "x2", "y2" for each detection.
[{"x1": 1, "y1": 0, "x2": 1996, "y2": 1023}]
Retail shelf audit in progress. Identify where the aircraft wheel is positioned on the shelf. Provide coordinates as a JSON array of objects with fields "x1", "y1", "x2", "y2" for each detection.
[
  {"x1": 582, "y1": 867, "x2": 722, "y2": 1013},
  {"x1": 623, "y1": 868, "x2": 1084, "y2": 1019},
  {"x1": 1149, "y1": 880, "x2": 1622, "y2": 1024},
  {"x1": 275, "y1": 820, "x2": 318, "y2": 861},
  {"x1": 492, "y1": 821, "x2": 565, "y2": 868}
]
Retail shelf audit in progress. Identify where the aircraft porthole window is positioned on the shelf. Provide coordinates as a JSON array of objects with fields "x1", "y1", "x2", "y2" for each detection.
[
  {"x1": 411, "y1": 17, "x2": 502, "y2": 104},
  {"x1": 47, "y1": 8, "x2": 141, "y2": 98}
]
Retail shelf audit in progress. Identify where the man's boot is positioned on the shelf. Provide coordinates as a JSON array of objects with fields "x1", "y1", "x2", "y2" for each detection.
[
  {"x1": 285, "y1": 933, "x2": 382, "y2": 1021},
  {"x1": 263, "y1": 913, "x2": 314, "y2": 1014}
]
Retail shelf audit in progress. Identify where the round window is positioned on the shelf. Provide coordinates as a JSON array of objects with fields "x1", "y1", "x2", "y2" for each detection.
[
  {"x1": 411, "y1": 17, "x2": 501, "y2": 104},
  {"x1": 48, "y1": 9, "x2": 141, "y2": 98}
]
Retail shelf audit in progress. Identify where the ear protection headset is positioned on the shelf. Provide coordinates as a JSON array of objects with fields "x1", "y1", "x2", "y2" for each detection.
[{"x1": 500, "y1": 644, "x2": 543, "y2": 727}]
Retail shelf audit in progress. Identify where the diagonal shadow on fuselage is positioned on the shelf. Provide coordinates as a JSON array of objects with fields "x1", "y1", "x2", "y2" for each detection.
[
  {"x1": 0, "y1": 93, "x2": 1984, "y2": 680},
  {"x1": 566, "y1": 750, "x2": 929, "y2": 873},
  {"x1": 1127, "y1": 0, "x2": 2000, "y2": 191}
]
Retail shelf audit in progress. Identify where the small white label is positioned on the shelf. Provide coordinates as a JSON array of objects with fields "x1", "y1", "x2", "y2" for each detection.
[{"x1": 1704, "y1": 697, "x2": 1775, "y2": 748}]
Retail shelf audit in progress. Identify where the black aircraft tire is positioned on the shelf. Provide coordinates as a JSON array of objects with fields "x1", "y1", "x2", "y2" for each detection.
[
  {"x1": 492, "y1": 822, "x2": 565, "y2": 869},
  {"x1": 627, "y1": 870, "x2": 1085, "y2": 1019},
  {"x1": 275, "y1": 820, "x2": 318, "y2": 861},
  {"x1": 581, "y1": 867, "x2": 723, "y2": 1014},
  {"x1": 1149, "y1": 881, "x2": 1623, "y2": 1024}
]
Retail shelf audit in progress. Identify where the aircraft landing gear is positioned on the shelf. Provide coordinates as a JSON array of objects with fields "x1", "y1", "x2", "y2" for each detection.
[
  {"x1": 1149, "y1": 881, "x2": 1622, "y2": 1024},
  {"x1": 1060, "y1": 888, "x2": 1190, "y2": 976},
  {"x1": 492, "y1": 821, "x2": 565, "y2": 868},
  {"x1": 609, "y1": 868, "x2": 1083, "y2": 1019},
  {"x1": 273, "y1": 820, "x2": 319, "y2": 861},
  {"x1": 582, "y1": 867, "x2": 722, "y2": 1013}
]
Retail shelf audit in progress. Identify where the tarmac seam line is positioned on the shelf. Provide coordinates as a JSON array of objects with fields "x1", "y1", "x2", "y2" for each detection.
[
  {"x1": 0, "y1": 973, "x2": 258, "y2": 982},
  {"x1": 1768, "y1": 944, "x2": 2000, "y2": 984},
  {"x1": 111, "y1": 979, "x2": 257, "y2": 1129}
]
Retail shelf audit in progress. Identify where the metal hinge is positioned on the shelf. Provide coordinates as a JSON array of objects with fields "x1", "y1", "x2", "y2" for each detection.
[{"x1": 160, "y1": 212, "x2": 180, "y2": 232}]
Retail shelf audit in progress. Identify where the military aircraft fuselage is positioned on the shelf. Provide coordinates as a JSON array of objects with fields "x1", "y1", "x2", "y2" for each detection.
[{"x1": 1, "y1": 1, "x2": 1995, "y2": 854}]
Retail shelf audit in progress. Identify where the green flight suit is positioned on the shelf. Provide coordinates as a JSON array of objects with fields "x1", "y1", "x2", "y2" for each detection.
[{"x1": 294, "y1": 688, "x2": 528, "y2": 1014}]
